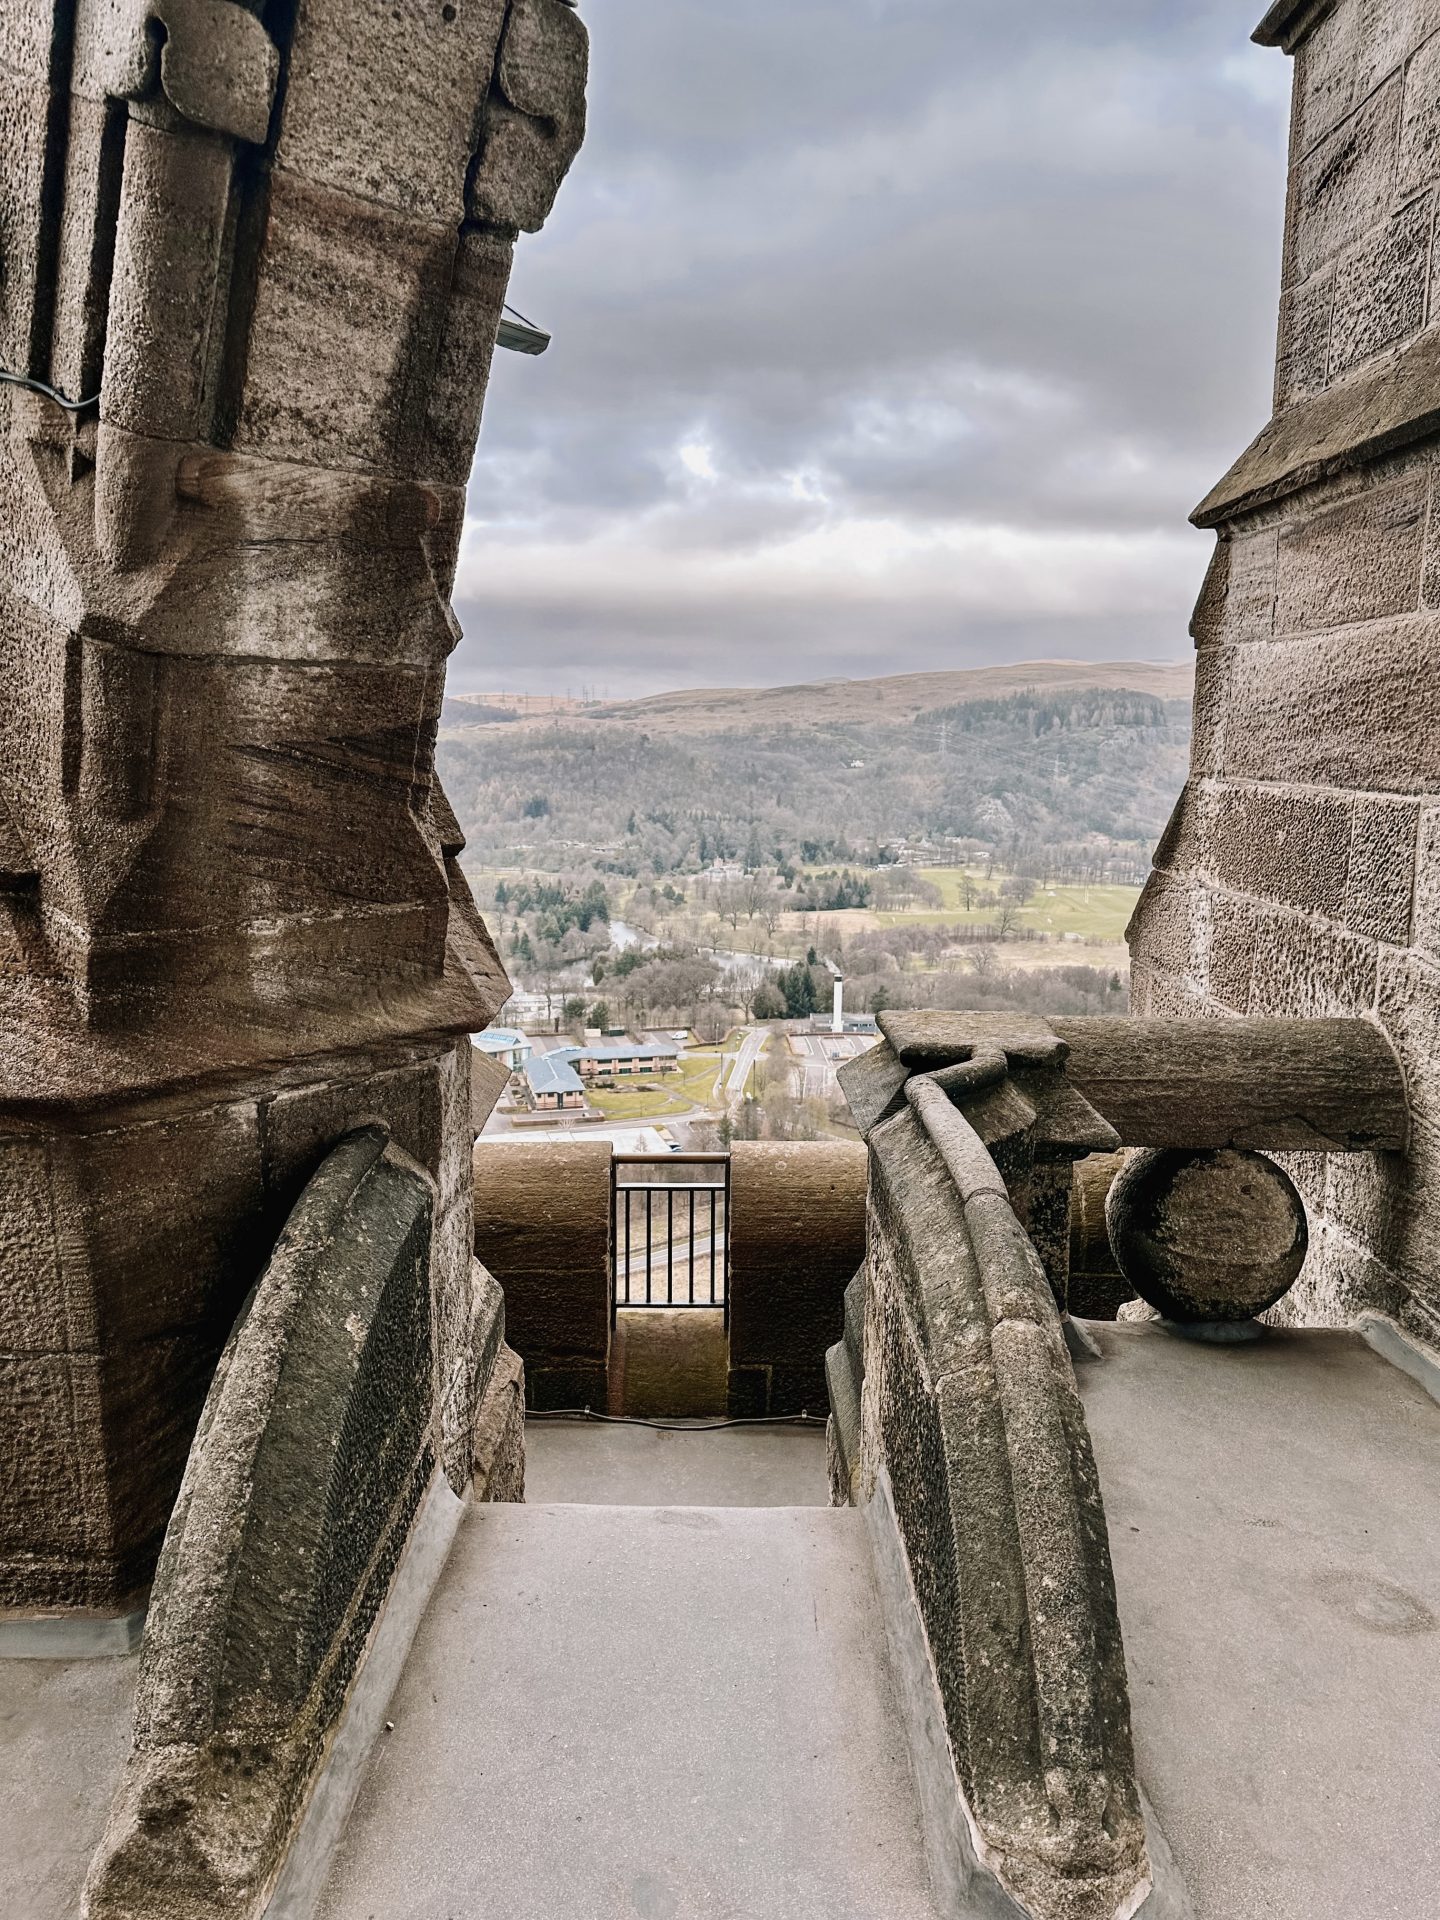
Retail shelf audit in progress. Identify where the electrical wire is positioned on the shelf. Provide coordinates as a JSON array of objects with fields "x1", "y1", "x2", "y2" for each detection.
[
  {"x1": 525, "y1": 1407, "x2": 827, "y2": 1433},
  {"x1": 5, "y1": 313, "x2": 540, "y2": 410},
  {"x1": 0, "y1": 367, "x2": 100, "y2": 412}
]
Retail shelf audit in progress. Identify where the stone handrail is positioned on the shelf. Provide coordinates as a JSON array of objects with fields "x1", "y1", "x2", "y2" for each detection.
[
  {"x1": 853, "y1": 1063, "x2": 1149, "y2": 1920},
  {"x1": 81, "y1": 1126, "x2": 518, "y2": 1920},
  {"x1": 833, "y1": 1008, "x2": 1410, "y2": 1918}
]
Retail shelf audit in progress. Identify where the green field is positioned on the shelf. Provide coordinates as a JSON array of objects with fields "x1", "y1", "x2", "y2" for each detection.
[
  {"x1": 585, "y1": 1052, "x2": 725, "y2": 1121},
  {"x1": 771, "y1": 867, "x2": 1139, "y2": 953},
  {"x1": 905, "y1": 869, "x2": 1140, "y2": 940},
  {"x1": 467, "y1": 864, "x2": 1140, "y2": 991}
]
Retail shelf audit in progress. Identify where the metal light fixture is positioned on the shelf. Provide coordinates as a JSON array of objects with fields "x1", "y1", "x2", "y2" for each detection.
[{"x1": 497, "y1": 303, "x2": 552, "y2": 356}]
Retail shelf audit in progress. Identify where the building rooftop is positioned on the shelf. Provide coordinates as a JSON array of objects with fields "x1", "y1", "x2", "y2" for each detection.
[
  {"x1": 524, "y1": 1053, "x2": 585, "y2": 1097},
  {"x1": 1079, "y1": 1320, "x2": 1440, "y2": 1920},
  {"x1": 313, "y1": 1502, "x2": 941, "y2": 1920},
  {"x1": 474, "y1": 1028, "x2": 529, "y2": 1052}
]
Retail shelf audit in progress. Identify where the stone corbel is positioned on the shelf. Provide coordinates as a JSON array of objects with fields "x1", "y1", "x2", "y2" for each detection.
[
  {"x1": 846, "y1": 1007, "x2": 1407, "y2": 1321},
  {"x1": 89, "y1": 0, "x2": 280, "y2": 143},
  {"x1": 903, "y1": 1021, "x2": 1121, "y2": 1315},
  {"x1": 468, "y1": 0, "x2": 589, "y2": 234}
]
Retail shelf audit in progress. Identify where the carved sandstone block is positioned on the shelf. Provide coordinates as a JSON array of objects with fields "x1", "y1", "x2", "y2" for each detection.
[
  {"x1": 232, "y1": 171, "x2": 460, "y2": 476},
  {"x1": 728, "y1": 1139, "x2": 867, "y2": 1416},
  {"x1": 469, "y1": 0, "x2": 589, "y2": 232},
  {"x1": 0, "y1": 64, "x2": 55, "y2": 369},
  {"x1": 276, "y1": 0, "x2": 511, "y2": 222},
  {"x1": 1291, "y1": 75, "x2": 1401, "y2": 286},
  {"x1": 1221, "y1": 624, "x2": 1440, "y2": 792},
  {"x1": 1398, "y1": 28, "x2": 1440, "y2": 199},
  {"x1": 472, "y1": 1137, "x2": 611, "y2": 1409},
  {"x1": 1274, "y1": 469, "x2": 1427, "y2": 633},
  {"x1": 1327, "y1": 192, "x2": 1432, "y2": 381},
  {"x1": 1202, "y1": 782, "x2": 1352, "y2": 918},
  {"x1": 1345, "y1": 797, "x2": 1419, "y2": 945},
  {"x1": 1245, "y1": 908, "x2": 1380, "y2": 1019},
  {"x1": 1276, "y1": 269, "x2": 1336, "y2": 407}
]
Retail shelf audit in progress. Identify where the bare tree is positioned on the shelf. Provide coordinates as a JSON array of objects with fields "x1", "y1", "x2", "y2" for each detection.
[{"x1": 715, "y1": 879, "x2": 747, "y2": 932}]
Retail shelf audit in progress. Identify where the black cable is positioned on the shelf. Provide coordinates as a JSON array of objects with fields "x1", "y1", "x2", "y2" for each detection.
[
  {"x1": 0, "y1": 368, "x2": 100, "y2": 412},
  {"x1": 525, "y1": 1407, "x2": 827, "y2": 1432},
  {"x1": 7, "y1": 308, "x2": 539, "y2": 410},
  {"x1": 7, "y1": 315, "x2": 542, "y2": 408}
]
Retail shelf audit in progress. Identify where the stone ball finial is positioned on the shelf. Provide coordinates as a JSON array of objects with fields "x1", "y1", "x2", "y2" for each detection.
[{"x1": 1105, "y1": 1147, "x2": 1308, "y2": 1327}]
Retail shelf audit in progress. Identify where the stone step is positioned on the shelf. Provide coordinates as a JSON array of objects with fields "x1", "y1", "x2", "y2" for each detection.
[{"x1": 314, "y1": 1502, "x2": 943, "y2": 1920}]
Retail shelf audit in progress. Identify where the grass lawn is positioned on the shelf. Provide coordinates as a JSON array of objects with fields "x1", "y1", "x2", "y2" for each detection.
[
  {"x1": 903, "y1": 869, "x2": 1140, "y2": 940},
  {"x1": 776, "y1": 870, "x2": 1140, "y2": 950},
  {"x1": 586, "y1": 1056, "x2": 726, "y2": 1121},
  {"x1": 587, "y1": 1081, "x2": 688, "y2": 1120},
  {"x1": 1009, "y1": 883, "x2": 1140, "y2": 941},
  {"x1": 675, "y1": 1053, "x2": 725, "y2": 1103}
]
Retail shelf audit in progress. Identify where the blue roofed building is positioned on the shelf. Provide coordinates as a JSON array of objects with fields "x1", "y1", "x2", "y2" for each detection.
[
  {"x1": 522, "y1": 1051, "x2": 588, "y2": 1112},
  {"x1": 473, "y1": 1028, "x2": 533, "y2": 1073}
]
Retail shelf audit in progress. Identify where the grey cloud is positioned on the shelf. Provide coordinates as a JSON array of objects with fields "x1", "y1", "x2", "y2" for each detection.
[
  {"x1": 451, "y1": 584, "x2": 1197, "y2": 701},
  {"x1": 454, "y1": 0, "x2": 1289, "y2": 694}
]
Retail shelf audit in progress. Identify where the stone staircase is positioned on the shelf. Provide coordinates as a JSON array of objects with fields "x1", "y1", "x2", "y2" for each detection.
[{"x1": 312, "y1": 1490, "x2": 945, "y2": 1920}]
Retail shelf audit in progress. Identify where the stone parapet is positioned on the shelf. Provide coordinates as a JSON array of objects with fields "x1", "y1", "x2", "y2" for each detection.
[
  {"x1": 727, "y1": 1138, "x2": 867, "y2": 1417},
  {"x1": 78, "y1": 1125, "x2": 516, "y2": 1920},
  {"x1": 473, "y1": 1138, "x2": 612, "y2": 1410},
  {"x1": 839, "y1": 1035, "x2": 1149, "y2": 1920}
]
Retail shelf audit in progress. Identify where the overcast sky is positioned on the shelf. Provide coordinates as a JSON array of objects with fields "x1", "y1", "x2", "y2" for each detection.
[{"x1": 451, "y1": 0, "x2": 1291, "y2": 699}]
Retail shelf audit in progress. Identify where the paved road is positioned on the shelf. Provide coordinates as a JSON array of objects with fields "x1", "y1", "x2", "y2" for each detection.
[{"x1": 725, "y1": 1027, "x2": 767, "y2": 1105}]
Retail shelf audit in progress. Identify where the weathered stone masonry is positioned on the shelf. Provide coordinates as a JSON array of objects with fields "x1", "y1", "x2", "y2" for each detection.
[
  {"x1": 1131, "y1": 0, "x2": 1440, "y2": 1349},
  {"x1": 0, "y1": 0, "x2": 587, "y2": 1614}
]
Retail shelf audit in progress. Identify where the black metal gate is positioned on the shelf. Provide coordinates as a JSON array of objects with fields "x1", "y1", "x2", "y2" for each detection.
[{"x1": 611, "y1": 1153, "x2": 730, "y2": 1323}]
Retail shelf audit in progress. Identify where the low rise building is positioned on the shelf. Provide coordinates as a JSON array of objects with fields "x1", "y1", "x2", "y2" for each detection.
[
  {"x1": 522, "y1": 1052, "x2": 588, "y2": 1112},
  {"x1": 473, "y1": 1028, "x2": 533, "y2": 1073},
  {"x1": 558, "y1": 1041, "x2": 680, "y2": 1080}
]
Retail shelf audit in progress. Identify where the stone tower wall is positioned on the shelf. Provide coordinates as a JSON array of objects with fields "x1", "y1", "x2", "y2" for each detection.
[
  {"x1": 1130, "y1": 0, "x2": 1440, "y2": 1349},
  {"x1": 0, "y1": 0, "x2": 587, "y2": 1612}
]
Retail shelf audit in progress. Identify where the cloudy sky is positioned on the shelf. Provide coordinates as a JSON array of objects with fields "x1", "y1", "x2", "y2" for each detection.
[{"x1": 452, "y1": 0, "x2": 1292, "y2": 699}]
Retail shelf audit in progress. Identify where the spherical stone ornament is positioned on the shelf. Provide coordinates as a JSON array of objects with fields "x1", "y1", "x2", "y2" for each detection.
[{"x1": 1105, "y1": 1147, "x2": 1308, "y2": 1325}]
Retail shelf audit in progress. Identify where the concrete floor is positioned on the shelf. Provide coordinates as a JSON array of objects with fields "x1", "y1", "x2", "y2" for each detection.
[
  {"x1": 316, "y1": 1503, "x2": 940, "y2": 1920},
  {"x1": 524, "y1": 1414, "x2": 830, "y2": 1506},
  {"x1": 14, "y1": 1331, "x2": 1434, "y2": 1920},
  {"x1": 0, "y1": 1649, "x2": 138, "y2": 1920},
  {"x1": 1078, "y1": 1321, "x2": 1440, "y2": 1920}
]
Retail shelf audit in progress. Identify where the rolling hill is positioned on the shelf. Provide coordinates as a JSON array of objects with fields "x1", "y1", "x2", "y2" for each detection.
[
  {"x1": 441, "y1": 659, "x2": 1193, "y2": 738},
  {"x1": 436, "y1": 658, "x2": 1195, "y2": 881}
]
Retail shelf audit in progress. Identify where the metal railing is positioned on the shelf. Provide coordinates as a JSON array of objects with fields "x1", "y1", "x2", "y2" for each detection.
[{"x1": 611, "y1": 1153, "x2": 730, "y2": 1322}]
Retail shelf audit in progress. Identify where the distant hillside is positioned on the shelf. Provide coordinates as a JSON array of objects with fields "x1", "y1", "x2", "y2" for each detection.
[
  {"x1": 436, "y1": 660, "x2": 1194, "y2": 881},
  {"x1": 441, "y1": 659, "x2": 1193, "y2": 739}
]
